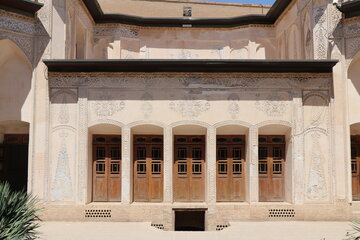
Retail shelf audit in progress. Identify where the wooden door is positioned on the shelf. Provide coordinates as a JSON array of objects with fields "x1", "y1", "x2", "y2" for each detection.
[
  {"x1": 133, "y1": 135, "x2": 163, "y2": 202},
  {"x1": 0, "y1": 135, "x2": 29, "y2": 191},
  {"x1": 258, "y1": 135, "x2": 285, "y2": 202},
  {"x1": 352, "y1": 136, "x2": 360, "y2": 200},
  {"x1": 216, "y1": 135, "x2": 245, "y2": 202},
  {"x1": 93, "y1": 135, "x2": 121, "y2": 202},
  {"x1": 174, "y1": 136, "x2": 205, "y2": 202}
]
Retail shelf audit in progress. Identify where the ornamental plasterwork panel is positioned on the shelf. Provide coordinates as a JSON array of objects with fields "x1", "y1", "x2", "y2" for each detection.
[
  {"x1": 0, "y1": 32, "x2": 33, "y2": 64},
  {"x1": 346, "y1": 37, "x2": 360, "y2": 60},
  {"x1": 306, "y1": 131, "x2": 328, "y2": 201},
  {"x1": 254, "y1": 92, "x2": 290, "y2": 117},
  {"x1": 313, "y1": 6, "x2": 328, "y2": 59},
  {"x1": 50, "y1": 129, "x2": 76, "y2": 202},
  {"x1": 140, "y1": 92, "x2": 153, "y2": 119},
  {"x1": 169, "y1": 95, "x2": 210, "y2": 119},
  {"x1": 0, "y1": 14, "x2": 37, "y2": 35},
  {"x1": 227, "y1": 93, "x2": 240, "y2": 119},
  {"x1": 92, "y1": 95, "x2": 125, "y2": 119},
  {"x1": 94, "y1": 26, "x2": 139, "y2": 39},
  {"x1": 344, "y1": 20, "x2": 360, "y2": 36}
]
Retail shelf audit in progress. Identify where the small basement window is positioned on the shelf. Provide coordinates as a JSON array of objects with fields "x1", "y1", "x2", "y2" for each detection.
[{"x1": 175, "y1": 210, "x2": 205, "y2": 231}]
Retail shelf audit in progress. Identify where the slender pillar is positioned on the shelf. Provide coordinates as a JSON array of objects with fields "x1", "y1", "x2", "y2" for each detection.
[
  {"x1": 0, "y1": 126, "x2": 4, "y2": 144},
  {"x1": 206, "y1": 126, "x2": 216, "y2": 203},
  {"x1": 77, "y1": 88, "x2": 88, "y2": 204},
  {"x1": 164, "y1": 126, "x2": 173, "y2": 203},
  {"x1": 121, "y1": 126, "x2": 131, "y2": 204},
  {"x1": 293, "y1": 93, "x2": 305, "y2": 204},
  {"x1": 249, "y1": 126, "x2": 259, "y2": 202}
]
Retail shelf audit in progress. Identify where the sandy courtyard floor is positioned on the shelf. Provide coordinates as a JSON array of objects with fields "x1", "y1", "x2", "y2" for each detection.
[{"x1": 39, "y1": 221, "x2": 354, "y2": 240}]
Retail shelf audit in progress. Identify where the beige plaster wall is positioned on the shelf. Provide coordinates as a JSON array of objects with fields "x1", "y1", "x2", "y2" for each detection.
[{"x1": 98, "y1": 0, "x2": 271, "y2": 18}]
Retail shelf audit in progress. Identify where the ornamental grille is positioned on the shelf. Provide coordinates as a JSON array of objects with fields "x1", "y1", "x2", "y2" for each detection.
[
  {"x1": 268, "y1": 209, "x2": 295, "y2": 218},
  {"x1": 216, "y1": 224, "x2": 230, "y2": 231},
  {"x1": 85, "y1": 209, "x2": 111, "y2": 218},
  {"x1": 151, "y1": 223, "x2": 164, "y2": 230}
]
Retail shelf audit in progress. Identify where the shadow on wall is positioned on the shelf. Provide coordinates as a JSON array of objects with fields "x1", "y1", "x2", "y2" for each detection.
[
  {"x1": 0, "y1": 40, "x2": 32, "y2": 123},
  {"x1": 348, "y1": 51, "x2": 360, "y2": 124}
]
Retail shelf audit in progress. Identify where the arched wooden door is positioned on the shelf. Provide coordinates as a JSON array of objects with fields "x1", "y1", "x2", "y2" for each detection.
[
  {"x1": 216, "y1": 135, "x2": 246, "y2": 202},
  {"x1": 258, "y1": 135, "x2": 285, "y2": 202},
  {"x1": 352, "y1": 135, "x2": 360, "y2": 200},
  {"x1": 133, "y1": 135, "x2": 163, "y2": 202},
  {"x1": 93, "y1": 135, "x2": 121, "y2": 202},
  {"x1": 174, "y1": 136, "x2": 205, "y2": 202}
]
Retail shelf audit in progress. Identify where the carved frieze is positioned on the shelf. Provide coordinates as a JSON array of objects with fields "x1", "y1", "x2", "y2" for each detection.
[
  {"x1": 94, "y1": 26, "x2": 139, "y2": 39},
  {"x1": 48, "y1": 74, "x2": 332, "y2": 90}
]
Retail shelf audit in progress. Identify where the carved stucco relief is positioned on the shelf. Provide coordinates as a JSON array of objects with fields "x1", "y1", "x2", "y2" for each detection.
[
  {"x1": 141, "y1": 92, "x2": 153, "y2": 119},
  {"x1": 306, "y1": 132, "x2": 328, "y2": 200},
  {"x1": 169, "y1": 96, "x2": 210, "y2": 119},
  {"x1": 92, "y1": 93, "x2": 125, "y2": 119},
  {"x1": 255, "y1": 92, "x2": 289, "y2": 117},
  {"x1": 227, "y1": 93, "x2": 240, "y2": 119},
  {"x1": 313, "y1": 6, "x2": 328, "y2": 59},
  {"x1": 303, "y1": 92, "x2": 330, "y2": 202},
  {"x1": 51, "y1": 130, "x2": 73, "y2": 201}
]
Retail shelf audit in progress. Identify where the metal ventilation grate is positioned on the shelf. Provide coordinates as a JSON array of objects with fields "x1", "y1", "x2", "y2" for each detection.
[
  {"x1": 216, "y1": 224, "x2": 230, "y2": 231},
  {"x1": 268, "y1": 209, "x2": 295, "y2": 218},
  {"x1": 151, "y1": 223, "x2": 164, "y2": 230},
  {"x1": 85, "y1": 209, "x2": 111, "y2": 218}
]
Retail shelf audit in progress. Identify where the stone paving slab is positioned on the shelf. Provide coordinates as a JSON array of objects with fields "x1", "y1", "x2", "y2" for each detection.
[{"x1": 38, "y1": 221, "x2": 353, "y2": 240}]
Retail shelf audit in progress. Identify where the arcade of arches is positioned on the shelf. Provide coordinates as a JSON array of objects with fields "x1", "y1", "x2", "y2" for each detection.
[{"x1": 4, "y1": 0, "x2": 360, "y2": 231}]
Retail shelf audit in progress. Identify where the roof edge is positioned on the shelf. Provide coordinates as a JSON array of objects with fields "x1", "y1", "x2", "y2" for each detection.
[
  {"x1": 44, "y1": 59, "x2": 337, "y2": 73},
  {"x1": 337, "y1": 0, "x2": 360, "y2": 19},
  {"x1": 0, "y1": 0, "x2": 43, "y2": 18},
  {"x1": 82, "y1": 0, "x2": 291, "y2": 27}
]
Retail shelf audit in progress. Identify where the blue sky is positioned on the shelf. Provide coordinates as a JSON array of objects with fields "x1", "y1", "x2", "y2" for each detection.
[{"x1": 197, "y1": 0, "x2": 276, "y2": 5}]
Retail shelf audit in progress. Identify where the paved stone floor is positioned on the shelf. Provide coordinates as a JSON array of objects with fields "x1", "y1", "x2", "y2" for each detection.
[{"x1": 39, "y1": 221, "x2": 353, "y2": 240}]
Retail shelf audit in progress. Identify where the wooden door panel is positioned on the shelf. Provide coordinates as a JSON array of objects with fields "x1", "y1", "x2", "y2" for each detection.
[
  {"x1": 94, "y1": 176, "x2": 107, "y2": 201},
  {"x1": 258, "y1": 137, "x2": 285, "y2": 202},
  {"x1": 150, "y1": 178, "x2": 162, "y2": 201},
  {"x1": 175, "y1": 178, "x2": 189, "y2": 201},
  {"x1": 216, "y1": 136, "x2": 246, "y2": 202},
  {"x1": 92, "y1": 135, "x2": 121, "y2": 202},
  {"x1": 270, "y1": 178, "x2": 284, "y2": 201},
  {"x1": 259, "y1": 178, "x2": 268, "y2": 202},
  {"x1": 108, "y1": 176, "x2": 121, "y2": 201},
  {"x1": 217, "y1": 178, "x2": 229, "y2": 201},
  {"x1": 133, "y1": 137, "x2": 163, "y2": 202},
  {"x1": 352, "y1": 140, "x2": 360, "y2": 201},
  {"x1": 232, "y1": 177, "x2": 244, "y2": 201},
  {"x1": 190, "y1": 178, "x2": 204, "y2": 201},
  {"x1": 174, "y1": 136, "x2": 205, "y2": 202}
]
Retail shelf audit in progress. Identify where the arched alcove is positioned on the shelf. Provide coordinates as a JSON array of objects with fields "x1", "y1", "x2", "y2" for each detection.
[{"x1": 0, "y1": 39, "x2": 32, "y2": 123}]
